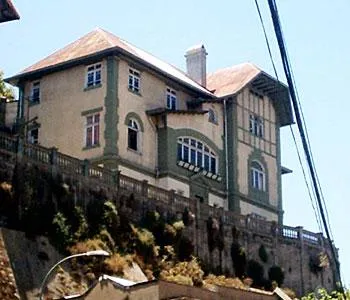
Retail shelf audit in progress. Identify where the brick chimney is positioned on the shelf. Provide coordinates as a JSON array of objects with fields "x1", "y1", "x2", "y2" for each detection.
[{"x1": 185, "y1": 44, "x2": 207, "y2": 87}]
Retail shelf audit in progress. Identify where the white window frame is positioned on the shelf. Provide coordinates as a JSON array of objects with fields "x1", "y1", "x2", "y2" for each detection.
[
  {"x1": 85, "y1": 113, "x2": 100, "y2": 147},
  {"x1": 177, "y1": 137, "x2": 218, "y2": 174},
  {"x1": 30, "y1": 81, "x2": 40, "y2": 104},
  {"x1": 249, "y1": 114, "x2": 264, "y2": 138},
  {"x1": 251, "y1": 161, "x2": 266, "y2": 191},
  {"x1": 127, "y1": 119, "x2": 140, "y2": 151},
  {"x1": 166, "y1": 87, "x2": 177, "y2": 110},
  {"x1": 85, "y1": 63, "x2": 102, "y2": 88},
  {"x1": 128, "y1": 68, "x2": 140, "y2": 93}
]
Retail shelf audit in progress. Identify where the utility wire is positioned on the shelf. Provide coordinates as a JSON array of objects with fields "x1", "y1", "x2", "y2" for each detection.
[
  {"x1": 266, "y1": 0, "x2": 342, "y2": 289},
  {"x1": 254, "y1": 0, "x2": 323, "y2": 233}
]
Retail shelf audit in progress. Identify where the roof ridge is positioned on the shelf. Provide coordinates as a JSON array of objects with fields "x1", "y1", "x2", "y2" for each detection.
[{"x1": 95, "y1": 27, "x2": 120, "y2": 48}]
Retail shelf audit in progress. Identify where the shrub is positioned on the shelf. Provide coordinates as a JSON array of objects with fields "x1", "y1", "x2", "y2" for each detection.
[
  {"x1": 268, "y1": 265, "x2": 284, "y2": 287},
  {"x1": 231, "y1": 242, "x2": 246, "y2": 278},
  {"x1": 259, "y1": 244, "x2": 268, "y2": 263},
  {"x1": 69, "y1": 238, "x2": 109, "y2": 254},
  {"x1": 246, "y1": 259, "x2": 265, "y2": 288},
  {"x1": 104, "y1": 253, "x2": 133, "y2": 276},
  {"x1": 160, "y1": 257, "x2": 204, "y2": 287},
  {"x1": 52, "y1": 212, "x2": 72, "y2": 252},
  {"x1": 204, "y1": 274, "x2": 246, "y2": 289}
]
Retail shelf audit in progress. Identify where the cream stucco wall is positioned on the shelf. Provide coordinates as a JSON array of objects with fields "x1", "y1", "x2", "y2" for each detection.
[
  {"x1": 236, "y1": 88, "x2": 279, "y2": 217},
  {"x1": 24, "y1": 60, "x2": 107, "y2": 159},
  {"x1": 117, "y1": 59, "x2": 197, "y2": 172}
]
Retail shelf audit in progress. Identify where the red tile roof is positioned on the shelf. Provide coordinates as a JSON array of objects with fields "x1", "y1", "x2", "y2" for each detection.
[
  {"x1": 207, "y1": 63, "x2": 261, "y2": 97},
  {"x1": 13, "y1": 28, "x2": 213, "y2": 97}
]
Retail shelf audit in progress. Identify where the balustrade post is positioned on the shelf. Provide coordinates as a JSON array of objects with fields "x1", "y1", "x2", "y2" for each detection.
[
  {"x1": 142, "y1": 180, "x2": 148, "y2": 198},
  {"x1": 169, "y1": 189, "x2": 176, "y2": 206},
  {"x1": 16, "y1": 136, "x2": 24, "y2": 161},
  {"x1": 82, "y1": 159, "x2": 89, "y2": 176},
  {"x1": 49, "y1": 147, "x2": 58, "y2": 177}
]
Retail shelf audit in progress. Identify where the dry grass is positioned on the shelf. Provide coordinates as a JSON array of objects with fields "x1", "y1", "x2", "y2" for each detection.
[
  {"x1": 160, "y1": 257, "x2": 204, "y2": 287},
  {"x1": 104, "y1": 253, "x2": 133, "y2": 276},
  {"x1": 203, "y1": 274, "x2": 247, "y2": 290},
  {"x1": 68, "y1": 238, "x2": 109, "y2": 255}
]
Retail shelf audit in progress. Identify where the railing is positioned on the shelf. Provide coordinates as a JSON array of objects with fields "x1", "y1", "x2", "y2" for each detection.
[
  {"x1": 56, "y1": 152, "x2": 82, "y2": 175},
  {"x1": 0, "y1": 134, "x2": 17, "y2": 153},
  {"x1": 119, "y1": 174, "x2": 143, "y2": 194},
  {"x1": 0, "y1": 131, "x2": 326, "y2": 247},
  {"x1": 24, "y1": 143, "x2": 50, "y2": 164}
]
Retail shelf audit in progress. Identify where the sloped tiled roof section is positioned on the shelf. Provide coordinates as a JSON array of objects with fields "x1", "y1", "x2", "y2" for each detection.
[
  {"x1": 207, "y1": 62, "x2": 261, "y2": 97},
  {"x1": 12, "y1": 28, "x2": 213, "y2": 97},
  {"x1": 207, "y1": 62, "x2": 293, "y2": 126}
]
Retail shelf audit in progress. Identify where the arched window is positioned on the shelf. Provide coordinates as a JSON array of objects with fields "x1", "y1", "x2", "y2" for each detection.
[
  {"x1": 128, "y1": 119, "x2": 139, "y2": 151},
  {"x1": 250, "y1": 161, "x2": 265, "y2": 191},
  {"x1": 177, "y1": 137, "x2": 218, "y2": 174},
  {"x1": 208, "y1": 109, "x2": 217, "y2": 124}
]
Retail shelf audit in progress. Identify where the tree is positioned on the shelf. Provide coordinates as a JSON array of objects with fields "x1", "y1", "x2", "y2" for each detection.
[{"x1": 0, "y1": 70, "x2": 14, "y2": 100}]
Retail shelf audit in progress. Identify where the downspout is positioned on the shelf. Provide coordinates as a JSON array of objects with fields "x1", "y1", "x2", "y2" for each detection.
[{"x1": 223, "y1": 99, "x2": 229, "y2": 205}]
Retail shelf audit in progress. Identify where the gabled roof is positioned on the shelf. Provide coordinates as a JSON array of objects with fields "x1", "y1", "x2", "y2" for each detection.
[
  {"x1": 0, "y1": 0, "x2": 20, "y2": 23},
  {"x1": 207, "y1": 63, "x2": 294, "y2": 126},
  {"x1": 7, "y1": 28, "x2": 213, "y2": 97},
  {"x1": 207, "y1": 63, "x2": 261, "y2": 97}
]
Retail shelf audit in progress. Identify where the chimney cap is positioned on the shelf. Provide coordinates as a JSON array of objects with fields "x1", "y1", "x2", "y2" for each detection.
[{"x1": 185, "y1": 43, "x2": 207, "y2": 56}]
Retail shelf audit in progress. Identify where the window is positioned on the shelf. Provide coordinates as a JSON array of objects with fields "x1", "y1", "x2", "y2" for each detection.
[
  {"x1": 177, "y1": 137, "x2": 218, "y2": 174},
  {"x1": 28, "y1": 128, "x2": 39, "y2": 144},
  {"x1": 85, "y1": 113, "x2": 100, "y2": 147},
  {"x1": 30, "y1": 81, "x2": 40, "y2": 104},
  {"x1": 208, "y1": 109, "x2": 217, "y2": 124},
  {"x1": 249, "y1": 114, "x2": 264, "y2": 137},
  {"x1": 128, "y1": 119, "x2": 139, "y2": 151},
  {"x1": 128, "y1": 68, "x2": 140, "y2": 93},
  {"x1": 251, "y1": 161, "x2": 265, "y2": 191},
  {"x1": 166, "y1": 88, "x2": 177, "y2": 110},
  {"x1": 86, "y1": 63, "x2": 101, "y2": 88}
]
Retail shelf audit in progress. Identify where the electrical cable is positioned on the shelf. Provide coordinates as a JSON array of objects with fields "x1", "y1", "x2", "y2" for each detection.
[
  {"x1": 254, "y1": 0, "x2": 323, "y2": 233},
  {"x1": 266, "y1": 0, "x2": 343, "y2": 289}
]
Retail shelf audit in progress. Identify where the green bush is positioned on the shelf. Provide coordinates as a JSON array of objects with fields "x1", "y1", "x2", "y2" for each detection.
[
  {"x1": 259, "y1": 244, "x2": 268, "y2": 263},
  {"x1": 246, "y1": 259, "x2": 265, "y2": 288},
  {"x1": 268, "y1": 265, "x2": 284, "y2": 286}
]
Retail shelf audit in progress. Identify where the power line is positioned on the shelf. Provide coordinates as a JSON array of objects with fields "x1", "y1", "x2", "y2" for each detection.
[
  {"x1": 253, "y1": 0, "x2": 323, "y2": 233},
  {"x1": 266, "y1": 0, "x2": 342, "y2": 289}
]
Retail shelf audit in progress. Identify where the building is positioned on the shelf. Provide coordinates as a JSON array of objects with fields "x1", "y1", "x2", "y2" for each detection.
[
  {"x1": 0, "y1": 0, "x2": 20, "y2": 23},
  {"x1": 6, "y1": 28, "x2": 293, "y2": 224}
]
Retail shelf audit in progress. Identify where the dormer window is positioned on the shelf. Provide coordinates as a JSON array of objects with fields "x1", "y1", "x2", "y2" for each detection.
[
  {"x1": 86, "y1": 63, "x2": 101, "y2": 88},
  {"x1": 166, "y1": 88, "x2": 177, "y2": 110}
]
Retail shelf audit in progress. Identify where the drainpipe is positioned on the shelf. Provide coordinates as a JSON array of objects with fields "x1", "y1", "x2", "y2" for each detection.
[{"x1": 223, "y1": 99, "x2": 229, "y2": 205}]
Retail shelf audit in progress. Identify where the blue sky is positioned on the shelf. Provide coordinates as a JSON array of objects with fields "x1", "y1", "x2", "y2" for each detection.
[{"x1": 2, "y1": 0, "x2": 350, "y2": 289}]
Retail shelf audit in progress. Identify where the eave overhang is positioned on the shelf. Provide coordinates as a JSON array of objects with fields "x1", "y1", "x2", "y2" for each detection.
[
  {"x1": 5, "y1": 47, "x2": 215, "y2": 100},
  {"x1": 0, "y1": 0, "x2": 20, "y2": 23},
  {"x1": 250, "y1": 72, "x2": 294, "y2": 127}
]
